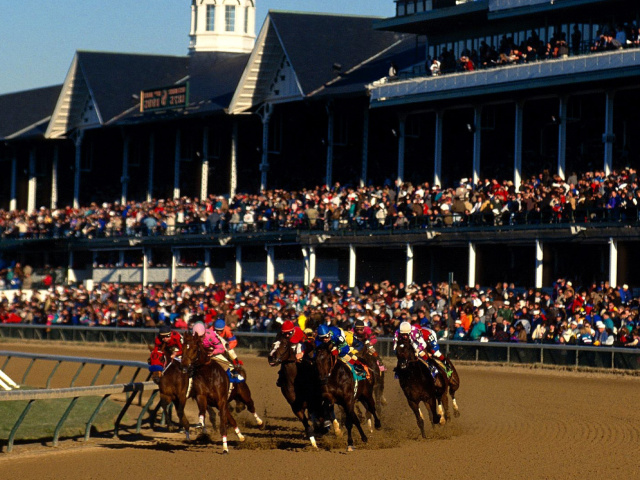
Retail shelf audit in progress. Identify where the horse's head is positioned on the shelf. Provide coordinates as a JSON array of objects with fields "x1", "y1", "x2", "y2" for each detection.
[
  {"x1": 180, "y1": 331, "x2": 201, "y2": 373},
  {"x1": 395, "y1": 338, "x2": 416, "y2": 370},
  {"x1": 268, "y1": 334, "x2": 294, "y2": 366},
  {"x1": 314, "y1": 343, "x2": 336, "y2": 385}
]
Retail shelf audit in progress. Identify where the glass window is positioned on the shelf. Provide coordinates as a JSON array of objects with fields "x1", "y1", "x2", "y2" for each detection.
[
  {"x1": 206, "y1": 5, "x2": 215, "y2": 31},
  {"x1": 225, "y1": 5, "x2": 235, "y2": 32},
  {"x1": 244, "y1": 6, "x2": 249, "y2": 33}
]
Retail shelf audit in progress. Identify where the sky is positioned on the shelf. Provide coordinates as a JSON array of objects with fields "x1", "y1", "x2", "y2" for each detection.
[{"x1": 0, "y1": 0, "x2": 395, "y2": 95}]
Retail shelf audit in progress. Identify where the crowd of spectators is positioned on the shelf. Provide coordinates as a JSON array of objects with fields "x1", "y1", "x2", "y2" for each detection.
[
  {"x1": 424, "y1": 21, "x2": 639, "y2": 76},
  {"x1": 1, "y1": 276, "x2": 639, "y2": 349},
  {"x1": 1, "y1": 167, "x2": 639, "y2": 240}
]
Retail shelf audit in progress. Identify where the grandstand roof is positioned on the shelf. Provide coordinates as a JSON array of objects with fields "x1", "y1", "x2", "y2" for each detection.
[{"x1": 0, "y1": 85, "x2": 61, "y2": 140}]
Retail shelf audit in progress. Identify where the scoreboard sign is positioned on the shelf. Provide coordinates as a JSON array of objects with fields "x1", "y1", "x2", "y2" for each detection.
[{"x1": 140, "y1": 83, "x2": 189, "y2": 112}]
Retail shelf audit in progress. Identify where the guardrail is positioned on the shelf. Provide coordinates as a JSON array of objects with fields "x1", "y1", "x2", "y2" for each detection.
[{"x1": 3, "y1": 325, "x2": 640, "y2": 372}]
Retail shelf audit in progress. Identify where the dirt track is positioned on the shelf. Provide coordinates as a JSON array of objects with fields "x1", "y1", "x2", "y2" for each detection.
[{"x1": 1, "y1": 341, "x2": 639, "y2": 480}]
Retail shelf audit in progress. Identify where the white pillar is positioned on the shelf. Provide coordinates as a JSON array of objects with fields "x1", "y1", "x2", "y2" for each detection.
[
  {"x1": 73, "y1": 131, "x2": 83, "y2": 209},
  {"x1": 27, "y1": 147, "x2": 36, "y2": 214},
  {"x1": 67, "y1": 251, "x2": 76, "y2": 285},
  {"x1": 558, "y1": 96, "x2": 568, "y2": 180},
  {"x1": 171, "y1": 249, "x2": 179, "y2": 284},
  {"x1": 147, "y1": 132, "x2": 155, "y2": 202},
  {"x1": 326, "y1": 102, "x2": 334, "y2": 187},
  {"x1": 310, "y1": 246, "x2": 316, "y2": 283},
  {"x1": 604, "y1": 91, "x2": 615, "y2": 176},
  {"x1": 230, "y1": 121, "x2": 238, "y2": 197},
  {"x1": 235, "y1": 245, "x2": 242, "y2": 284},
  {"x1": 200, "y1": 127, "x2": 209, "y2": 201},
  {"x1": 9, "y1": 153, "x2": 17, "y2": 212},
  {"x1": 360, "y1": 106, "x2": 369, "y2": 187},
  {"x1": 142, "y1": 248, "x2": 149, "y2": 287},
  {"x1": 434, "y1": 110, "x2": 443, "y2": 188},
  {"x1": 302, "y1": 247, "x2": 310, "y2": 286},
  {"x1": 260, "y1": 104, "x2": 272, "y2": 191},
  {"x1": 514, "y1": 102, "x2": 524, "y2": 191},
  {"x1": 468, "y1": 242, "x2": 476, "y2": 287},
  {"x1": 535, "y1": 239, "x2": 544, "y2": 289},
  {"x1": 118, "y1": 250, "x2": 125, "y2": 268},
  {"x1": 204, "y1": 249, "x2": 214, "y2": 286},
  {"x1": 472, "y1": 106, "x2": 482, "y2": 185},
  {"x1": 406, "y1": 243, "x2": 414, "y2": 286},
  {"x1": 397, "y1": 113, "x2": 406, "y2": 184},
  {"x1": 51, "y1": 145, "x2": 59, "y2": 209},
  {"x1": 349, "y1": 244, "x2": 356, "y2": 288},
  {"x1": 121, "y1": 134, "x2": 130, "y2": 205},
  {"x1": 190, "y1": 2, "x2": 197, "y2": 35},
  {"x1": 266, "y1": 246, "x2": 275, "y2": 285},
  {"x1": 174, "y1": 129, "x2": 181, "y2": 199},
  {"x1": 609, "y1": 237, "x2": 618, "y2": 288}
]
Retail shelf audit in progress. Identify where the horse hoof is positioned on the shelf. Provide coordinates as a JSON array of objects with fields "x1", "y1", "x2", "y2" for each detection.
[
  {"x1": 237, "y1": 434, "x2": 246, "y2": 442},
  {"x1": 374, "y1": 420, "x2": 382, "y2": 430},
  {"x1": 347, "y1": 445, "x2": 355, "y2": 452},
  {"x1": 439, "y1": 416, "x2": 446, "y2": 426},
  {"x1": 222, "y1": 449, "x2": 229, "y2": 454}
]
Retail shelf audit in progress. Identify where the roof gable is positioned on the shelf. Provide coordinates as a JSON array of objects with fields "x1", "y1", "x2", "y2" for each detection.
[{"x1": 0, "y1": 85, "x2": 61, "y2": 140}]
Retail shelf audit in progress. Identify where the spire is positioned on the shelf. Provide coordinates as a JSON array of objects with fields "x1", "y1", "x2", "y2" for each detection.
[{"x1": 189, "y1": 0, "x2": 256, "y2": 54}]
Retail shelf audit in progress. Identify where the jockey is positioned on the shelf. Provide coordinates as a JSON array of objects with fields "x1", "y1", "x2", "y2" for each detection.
[
  {"x1": 192, "y1": 322, "x2": 244, "y2": 382},
  {"x1": 352, "y1": 319, "x2": 384, "y2": 367},
  {"x1": 419, "y1": 323, "x2": 453, "y2": 376},
  {"x1": 393, "y1": 321, "x2": 441, "y2": 379},
  {"x1": 316, "y1": 324, "x2": 369, "y2": 378},
  {"x1": 281, "y1": 320, "x2": 306, "y2": 361},
  {"x1": 213, "y1": 319, "x2": 242, "y2": 366},
  {"x1": 149, "y1": 325, "x2": 182, "y2": 372}
]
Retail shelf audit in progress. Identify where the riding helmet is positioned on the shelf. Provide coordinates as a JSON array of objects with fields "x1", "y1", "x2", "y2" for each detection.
[
  {"x1": 354, "y1": 320, "x2": 365, "y2": 329},
  {"x1": 399, "y1": 322, "x2": 412, "y2": 334},
  {"x1": 317, "y1": 324, "x2": 330, "y2": 337},
  {"x1": 158, "y1": 324, "x2": 171, "y2": 336},
  {"x1": 192, "y1": 322, "x2": 206, "y2": 337},
  {"x1": 281, "y1": 320, "x2": 295, "y2": 333},
  {"x1": 214, "y1": 319, "x2": 226, "y2": 330}
]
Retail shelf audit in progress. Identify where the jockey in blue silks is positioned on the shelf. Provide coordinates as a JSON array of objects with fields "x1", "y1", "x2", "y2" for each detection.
[{"x1": 316, "y1": 324, "x2": 369, "y2": 378}]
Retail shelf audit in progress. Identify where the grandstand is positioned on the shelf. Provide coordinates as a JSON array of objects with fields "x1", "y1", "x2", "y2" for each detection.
[{"x1": 1, "y1": 0, "x2": 640, "y2": 289}]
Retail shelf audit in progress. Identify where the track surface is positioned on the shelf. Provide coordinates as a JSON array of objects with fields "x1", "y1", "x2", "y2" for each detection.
[{"x1": 1, "y1": 342, "x2": 639, "y2": 480}]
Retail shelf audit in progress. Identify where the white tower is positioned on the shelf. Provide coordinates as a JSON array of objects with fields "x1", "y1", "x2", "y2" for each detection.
[{"x1": 189, "y1": 0, "x2": 256, "y2": 54}]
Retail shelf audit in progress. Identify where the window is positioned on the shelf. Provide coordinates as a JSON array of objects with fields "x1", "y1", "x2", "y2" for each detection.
[
  {"x1": 206, "y1": 5, "x2": 215, "y2": 31},
  {"x1": 244, "y1": 6, "x2": 249, "y2": 33},
  {"x1": 225, "y1": 5, "x2": 235, "y2": 32}
]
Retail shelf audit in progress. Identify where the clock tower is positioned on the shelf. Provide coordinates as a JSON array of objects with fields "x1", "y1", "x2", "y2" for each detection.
[{"x1": 189, "y1": 0, "x2": 256, "y2": 54}]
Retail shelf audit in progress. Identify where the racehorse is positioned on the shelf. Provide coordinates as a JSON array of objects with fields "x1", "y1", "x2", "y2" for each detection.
[
  {"x1": 180, "y1": 331, "x2": 245, "y2": 453},
  {"x1": 358, "y1": 349, "x2": 386, "y2": 412},
  {"x1": 314, "y1": 343, "x2": 381, "y2": 451},
  {"x1": 395, "y1": 340, "x2": 458, "y2": 437},
  {"x1": 268, "y1": 334, "x2": 325, "y2": 449}
]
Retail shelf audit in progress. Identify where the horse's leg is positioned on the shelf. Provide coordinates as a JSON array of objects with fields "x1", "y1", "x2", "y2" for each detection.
[
  {"x1": 427, "y1": 396, "x2": 441, "y2": 426},
  {"x1": 194, "y1": 394, "x2": 209, "y2": 434},
  {"x1": 224, "y1": 406, "x2": 245, "y2": 442},
  {"x1": 346, "y1": 398, "x2": 368, "y2": 445},
  {"x1": 344, "y1": 407, "x2": 355, "y2": 452},
  {"x1": 218, "y1": 397, "x2": 231, "y2": 453},
  {"x1": 361, "y1": 389, "x2": 382, "y2": 431},
  {"x1": 450, "y1": 370, "x2": 461, "y2": 417},
  {"x1": 207, "y1": 405, "x2": 217, "y2": 430},
  {"x1": 292, "y1": 406, "x2": 317, "y2": 449},
  {"x1": 174, "y1": 398, "x2": 191, "y2": 441},
  {"x1": 407, "y1": 398, "x2": 426, "y2": 439},
  {"x1": 441, "y1": 389, "x2": 451, "y2": 422},
  {"x1": 236, "y1": 382, "x2": 263, "y2": 427}
]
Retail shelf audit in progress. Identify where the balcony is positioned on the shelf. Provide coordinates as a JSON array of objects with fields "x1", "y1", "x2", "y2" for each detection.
[{"x1": 369, "y1": 48, "x2": 640, "y2": 107}]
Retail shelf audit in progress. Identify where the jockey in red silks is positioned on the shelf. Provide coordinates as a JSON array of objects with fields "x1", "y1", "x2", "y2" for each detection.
[
  {"x1": 213, "y1": 319, "x2": 242, "y2": 366},
  {"x1": 419, "y1": 322, "x2": 453, "y2": 376},
  {"x1": 281, "y1": 320, "x2": 306, "y2": 361},
  {"x1": 352, "y1": 319, "x2": 384, "y2": 369},
  {"x1": 148, "y1": 324, "x2": 182, "y2": 373},
  {"x1": 192, "y1": 322, "x2": 244, "y2": 383}
]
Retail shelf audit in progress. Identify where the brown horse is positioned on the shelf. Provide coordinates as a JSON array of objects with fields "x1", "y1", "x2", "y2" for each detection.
[
  {"x1": 180, "y1": 331, "x2": 243, "y2": 453},
  {"x1": 314, "y1": 343, "x2": 381, "y2": 451},
  {"x1": 395, "y1": 341, "x2": 451, "y2": 438},
  {"x1": 268, "y1": 335, "x2": 325, "y2": 449},
  {"x1": 358, "y1": 349, "x2": 387, "y2": 413}
]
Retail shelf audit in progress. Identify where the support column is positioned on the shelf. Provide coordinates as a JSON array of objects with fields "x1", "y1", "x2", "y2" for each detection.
[
  {"x1": 171, "y1": 249, "x2": 179, "y2": 284},
  {"x1": 349, "y1": 244, "x2": 356, "y2": 288},
  {"x1": 121, "y1": 134, "x2": 130, "y2": 205},
  {"x1": 259, "y1": 104, "x2": 272, "y2": 191},
  {"x1": 434, "y1": 110, "x2": 443, "y2": 188},
  {"x1": 604, "y1": 91, "x2": 615, "y2": 176},
  {"x1": 609, "y1": 237, "x2": 618, "y2": 288},
  {"x1": 73, "y1": 131, "x2": 83, "y2": 209},
  {"x1": 118, "y1": 250, "x2": 125, "y2": 268},
  {"x1": 174, "y1": 129, "x2": 181, "y2": 199},
  {"x1": 147, "y1": 132, "x2": 155, "y2": 202},
  {"x1": 200, "y1": 126, "x2": 209, "y2": 201},
  {"x1": 406, "y1": 243, "x2": 414, "y2": 287},
  {"x1": 310, "y1": 246, "x2": 316, "y2": 284},
  {"x1": 535, "y1": 239, "x2": 544, "y2": 289},
  {"x1": 266, "y1": 246, "x2": 275, "y2": 285},
  {"x1": 235, "y1": 245, "x2": 242, "y2": 284},
  {"x1": 514, "y1": 101, "x2": 524, "y2": 191},
  {"x1": 27, "y1": 147, "x2": 37, "y2": 213},
  {"x1": 204, "y1": 249, "x2": 214, "y2": 286},
  {"x1": 51, "y1": 145, "x2": 59, "y2": 209},
  {"x1": 468, "y1": 242, "x2": 476, "y2": 288},
  {"x1": 397, "y1": 113, "x2": 407, "y2": 184},
  {"x1": 142, "y1": 248, "x2": 149, "y2": 287},
  {"x1": 326, "y1": 101, "x2": 334, "y2": 187},
  {"x1": 67, "y1": 251, "x2": 76, "y2": 285},
  {"x1": 472, "y1": 106, "x2": 482, "y2": 185},
  {"x1": 9, "y1": 153, "x2": 16, "y2": 212},
  {"x1": 558, "y1": 96, "x2": 568, "y2": 179},
  {"x1": 360, "y1": 106, "x2": 369, "y2": 187},
  {"x1": 230, "y1": 120, "x2": 238, "y2": 197}
]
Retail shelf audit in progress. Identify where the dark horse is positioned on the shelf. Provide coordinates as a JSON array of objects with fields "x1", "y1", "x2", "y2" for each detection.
[
  {"x1": 180, "y1": 331, "x2": 244, "y2": 453},
  {"x1": 314, "y1": 343, "x2": 381, "y2": 451},
  {"x1": 268, "y1": 335, "x2": 325, "y2": 449}
]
